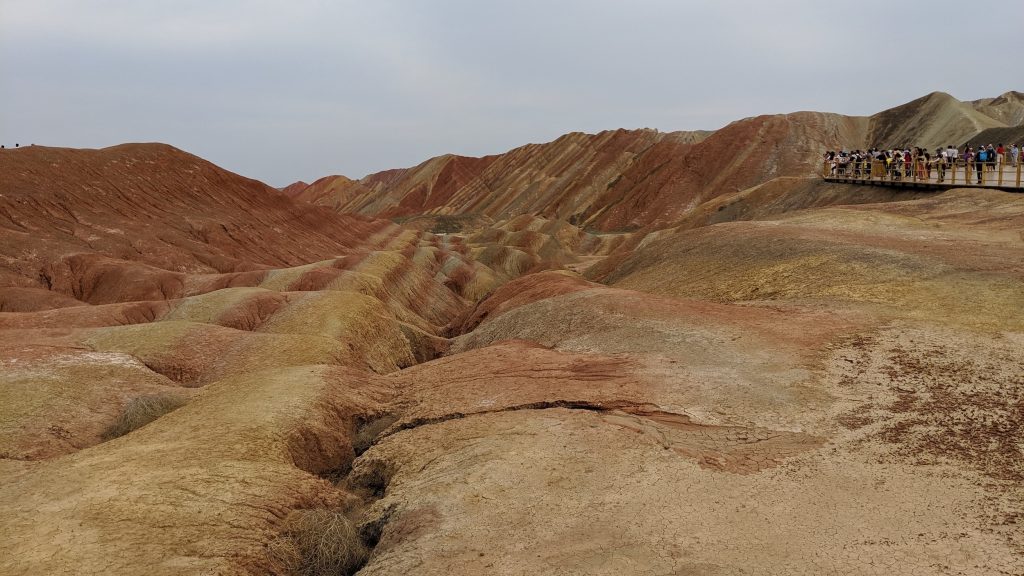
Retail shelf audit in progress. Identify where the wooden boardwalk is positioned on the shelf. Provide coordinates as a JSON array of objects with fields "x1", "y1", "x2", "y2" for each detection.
[{"x1": 823, "y1": 162, "x2": 1023, "y2": 192}]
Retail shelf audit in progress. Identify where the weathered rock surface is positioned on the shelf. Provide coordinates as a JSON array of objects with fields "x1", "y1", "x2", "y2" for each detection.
[
  {"x1": 293, "y1": 92, "x2": 1022, "y2": 233},
  {"x1": 971, "y1": 90, "x2": 1024, "y2": 127},
  {"x1": 1, "y1": 364, "x2": 393, "y2": 574},
  {"x1": 866, "y1": 91, "x2": 1005, "y2": 149},
  {"x1": 1, "y1": 95, "x2": 1023, "y2": 576},
  {"x1": 286, "y1": 174, "x2": 375, "y2": 210},
  {"x1": 299, "y1": 120, "x2": 861, "y2": 232},
  {"x1": 349, "y1": 190, "x2": 1023, "y2": 575}
]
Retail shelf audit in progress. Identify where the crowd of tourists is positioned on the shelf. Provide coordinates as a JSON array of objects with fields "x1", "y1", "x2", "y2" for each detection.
[{"x1": 825, "y1": 143, "x2": 1021, "y2": 184}]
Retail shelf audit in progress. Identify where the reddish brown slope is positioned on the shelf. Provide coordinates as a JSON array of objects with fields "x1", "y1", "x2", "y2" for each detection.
[
  {"x1": 292, "y1": 91, "x2": 1020, "y2": 233},
  {"x1": 0, "y1": 144, "x2": 396, "y2": 306},
  {"x1": 341, "y1": 129, "x2": 704, "y2": 229},
  {"x1": 291, "y1": 174, "x2": 375, "y2": 210},
  {"x1": 326, "y1": 117, "x2": 864, "y2": 231},
  {"x1": 583, "y1": 112, "x2": 867, "y2": 230},
  {"x1": 279, "y1": 180, "x2": 309, "y2": 198}
]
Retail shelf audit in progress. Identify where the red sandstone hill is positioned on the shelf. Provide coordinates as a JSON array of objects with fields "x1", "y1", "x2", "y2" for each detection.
[
  {"x1": 0, "y1": 144, "x2": 398, "y2": 310},
  {"x1": 289, "y1": 174, "x2": 375, "y2": 210},
  {"x1": 279, "y1": 180, "x2": 309, "y2": 197},
  {"x1": 292, "y1": 91, "x2": 1020, "y2": 232},
  {"x1": 305, "y1": 121, "x2": 862, "y2": 232}
]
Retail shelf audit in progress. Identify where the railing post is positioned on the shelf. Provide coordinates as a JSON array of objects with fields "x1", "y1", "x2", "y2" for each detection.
[
  {"x1": 998, "y1": 160, "x2": 1004, "y2": 186},
  {"x1": 1017, "y1": 158, "x2": 1021, "y2": 188}
]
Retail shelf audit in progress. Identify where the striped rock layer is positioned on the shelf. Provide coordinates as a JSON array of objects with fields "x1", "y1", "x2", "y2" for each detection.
[{"x1": 1, "y1": 92, "x2": 1023, "y2": 576}]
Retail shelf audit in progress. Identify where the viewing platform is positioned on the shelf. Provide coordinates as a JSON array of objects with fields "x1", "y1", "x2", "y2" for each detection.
[{"x1": 823, "y1": 160, "x2": 1023, "y2": 192}]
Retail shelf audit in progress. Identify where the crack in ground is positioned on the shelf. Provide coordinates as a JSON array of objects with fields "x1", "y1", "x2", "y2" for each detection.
[
  {"x1": 379, "y1": 399, "x2": 666, "y2": 440},
  {"x1": 371, "y1": 399, "x2": 822, "y2": 475}
]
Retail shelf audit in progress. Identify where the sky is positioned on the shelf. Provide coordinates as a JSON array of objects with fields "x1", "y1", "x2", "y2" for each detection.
[{"x1": 2, "y1": 1, "x2": 1022, "y2": 187}]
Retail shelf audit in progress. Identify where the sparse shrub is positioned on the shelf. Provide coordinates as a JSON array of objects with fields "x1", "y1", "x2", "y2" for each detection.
[
  {"x1": 353, "y1": 414, "x2": 399, "y2": 456},
  {"x1": 430, "y1": 215, "x2": 468, "y2": 234},
  {"x1": 270, "y1": 509, "x2": 369, "y2": 576},
  {"x1": 347, "y1": 458, "x2": 393, "y2": 500},
  {"x1": 103, "y1": 393, "x2": 187, "y2": 440}
]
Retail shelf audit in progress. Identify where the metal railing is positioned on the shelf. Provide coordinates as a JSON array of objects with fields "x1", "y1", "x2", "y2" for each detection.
[{"x1": 823, "y1": 156, "x2": 1023, "y2": 189}]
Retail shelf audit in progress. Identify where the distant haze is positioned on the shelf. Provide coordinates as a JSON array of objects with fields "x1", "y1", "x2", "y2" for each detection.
[{"x1": 2, "y1": 0, "x2": 1022, "y2": 187}]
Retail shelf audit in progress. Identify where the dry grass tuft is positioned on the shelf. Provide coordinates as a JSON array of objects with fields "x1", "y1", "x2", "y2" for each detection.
[
  {"x1": 353, "y1": 414, "x2": 399, "y2": 456},
  {"x1": 103, "y1": 393, "x2": 188, "y2": 440},
  {"x1": 347, "y1": 458, "x2": 393, "y2": 500},
  {"x1": 270, "y1": 509, "x2": 369, "y2": 575}
]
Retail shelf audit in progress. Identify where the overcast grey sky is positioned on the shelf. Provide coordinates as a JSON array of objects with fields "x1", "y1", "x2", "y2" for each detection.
[{"x1": 2, "y1": 1, "x2": 1022, "y2": 186}]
